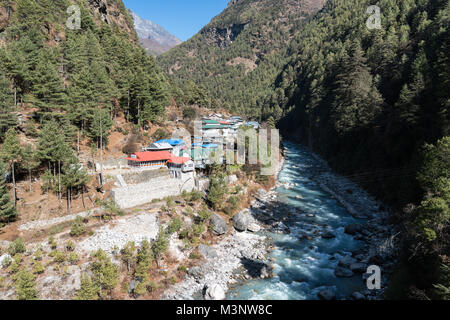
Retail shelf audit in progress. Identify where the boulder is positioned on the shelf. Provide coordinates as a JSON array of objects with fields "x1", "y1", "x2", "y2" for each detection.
[
  {"x1": 344, "y1": 223, "x2": 363, "y2": 235},
  {"x1": 351, "y1": 292, "x2": 366, "y2": 300},
  {"x1": 338, "y1": 256, "x2": 356, "y2": 268},
  {"x1": 198, "y1": 245, "x2": 218, "y2": 259},
  {"x1": 188, "y1": 266, "x2": 204, "y2": 280},
  {"x1": 232, "y1": 211, "x2": 250, "y2": 232},
  {"x1": 334, "y1": 266, "x2": 354, "y2": 278},
  {"x1": 247, "y1": 223, "x2": 261, "y2": 233},
  {"x1": 257, "y1": 188, "x2": 268, "y2": 199},
  {"x1": 318, "y1": 289, "x2": 336, "y2": 301},
  {"x1": 210, "y1": 214, "x2": 229, "y2": 235},
  {"x1": 321, "y1": 232, "x2": 336, "y2": 239},
  {"x1": 204, "y1": 283, "x2": 226, "y2": 300},
  {"x1": 350, "y1": 263, "x2": 368, "y2": 274}
]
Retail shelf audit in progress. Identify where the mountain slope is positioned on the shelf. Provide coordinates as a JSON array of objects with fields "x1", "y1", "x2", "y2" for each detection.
[
  {"x1": 0, "y1": 0, "x2": 170, "y2": 135},
  {"x1": 130, "y1": 11, "x2": 181, "y2": 56},
  {"x1": 157, "y1": 0, "x2": 326, "y2": 110},
  {"x1": 159, "y1": 0, "x2": 450, "y2": 299}
]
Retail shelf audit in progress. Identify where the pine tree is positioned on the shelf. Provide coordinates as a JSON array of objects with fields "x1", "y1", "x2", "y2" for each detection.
[
  {"x1": 1, "y1": 128, "x2": 22, "y2": 206},
  {"x1": 30, "y1": 49, "x2": 66, "y2": 116},
  {"x1": 0, "y1": 66, "x2": 17, "y2": 139},
  {"x1": 76, "y1": 275, "x2": 99, "y2": 301},
  {"x1": 0, "y1": 162, "x2": 16, "y2": 222},
  {"x1": 13, "y1": 269, "x2": 37, "y2": 300},
  {"x1": 61, "y1": 158, "x2": 90, "y2": 214},
  {"x1": 21, "y1": 145, "x2": 39, "y2": 193}
]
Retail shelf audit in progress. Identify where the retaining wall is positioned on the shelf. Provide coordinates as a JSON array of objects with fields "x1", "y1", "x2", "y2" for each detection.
[{"x1": 112, "y1": 171, "x2": 196, "y2": 209}]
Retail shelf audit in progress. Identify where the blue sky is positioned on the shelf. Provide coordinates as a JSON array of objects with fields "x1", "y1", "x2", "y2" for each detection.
[{"x1": 123, "y1": 0, "x2": 229, "y2": 41}]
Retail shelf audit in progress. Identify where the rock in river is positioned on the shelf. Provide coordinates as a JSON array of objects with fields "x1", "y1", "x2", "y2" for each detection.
[
  {"x1": 318, "y1": 289, "x2": 336, "y2": 300},
  {"x1": 350, "y1": 263, "x2": 368, "y2": 274},
  {"x1": 334, "y1": 266, "x2": 354, "y2": 278},
  {"x1": 344, "y1": 223, "x2": 363, "y2": 235}
]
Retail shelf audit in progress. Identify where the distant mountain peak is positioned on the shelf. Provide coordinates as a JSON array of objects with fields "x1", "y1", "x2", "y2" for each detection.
[{"x1": 130, "y1": 10, "x2": 182, "y2": 56}]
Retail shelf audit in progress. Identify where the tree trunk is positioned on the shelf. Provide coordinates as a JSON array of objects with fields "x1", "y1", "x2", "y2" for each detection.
[
  {"x1": 81, "y1": 186, "x2": 86, "y2": 209},
  {"x1": 58, "y1": 160, "x2": 61, "y2": 202},
  {"x1": 14, "y1": 84, "x2": 17, "y2": 107},
  {"x1": 12, "y1": 161, "x2": 16, "y2": 207},
  {"x1": 67, "y1": 189, "x2": 70, "y2": 214},
  {"x1": 29, "y1": 168, "x2": 32, "y2": 193}
]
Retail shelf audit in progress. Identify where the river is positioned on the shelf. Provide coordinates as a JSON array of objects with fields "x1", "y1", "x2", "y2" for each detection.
[{"x1": 227, "y1": 142, "x2": 370, "y2": 300}]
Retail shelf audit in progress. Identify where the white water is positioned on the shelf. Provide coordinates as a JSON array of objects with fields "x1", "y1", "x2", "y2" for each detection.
[{"x1": 227, "y1": 142, "x2": 367, "y2": 300}]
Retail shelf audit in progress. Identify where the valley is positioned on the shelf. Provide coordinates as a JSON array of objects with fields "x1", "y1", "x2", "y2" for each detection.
[{"x1": 0, "y1": 0, "x2": 448, "y2": 302}]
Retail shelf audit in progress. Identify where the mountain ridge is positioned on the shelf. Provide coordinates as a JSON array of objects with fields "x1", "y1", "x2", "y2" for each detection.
[{"x1": 130, "y1": 10, "x2": 181, "y2": 56}]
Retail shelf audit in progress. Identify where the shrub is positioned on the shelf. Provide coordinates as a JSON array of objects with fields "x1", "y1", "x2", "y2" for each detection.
[
  {"x1": 13, "y1": 269, "x2": 37, "y2": 300},
  {"x1": 166, "y1": 217, "x2": 183, "y2": 235},
  {"x1": 76, "y1": 275, "x2": 99, "y2": 300},
  {"x1": 8, "y1": 238, "x2": 26, "y2": 256},
  {"x1": 32, "y1": 261, "x2": 44, "y2": 275},
  {"x1": 7, "y1": 256, "x2": 22, "y2": 274},
  {"x1": 189, "y1": 252, "x2": 201, "y2": 260},
  {"x1": 48, "y1": 236, "x2": 57, "y2": 249},
  {"x1": 177, "y1": 265, "x2": 187, "y2": 274},
  {"x1": 134, "y1": 281, "x2": 147, "y2": 296},
  {"x1": 33, "y1": 248, "x2": 43, "y2": 261},
  {"x1": 66, "y1": 240, "x2": 75, "y2": 252},
  {"x1": 189, "y1": 190, "x2": 203, "y2": 202},
  {"x1": 183, "y1": 107, "x2": 196, "y2": 120},
  {"x1": 192, "y1": 224, "x2": 205, "y2": 238},
  {"x1": 68, "y1": 252, "x2": 80, "y2": 265},
  {"x1": 152, "y1": 129, "x2": 169, "y2": 141},
  {"x1": 70, "y1": 217, "x2": 86, "y2": 237},
  {"x1": 89, "y1": 249, "x2": 119, "y2": 296},
  {"x1": 152, "y1": 229, "x2": 169, "y2": 266},
  {"x1": 198, "y1": 208, "x2": 211, "y2": 222},
  {"x1": 53, "y1": 251, "x2": 66, "y2": 264},
  {"x1": 166, "y1": 196, "x2": 175, "y2": 208}
]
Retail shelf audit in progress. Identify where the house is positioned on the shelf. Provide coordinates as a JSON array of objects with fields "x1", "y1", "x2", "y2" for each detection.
[
  {"x1": 155, "y1": 139, "x2": 186, "y2": 156},
  {"x1": 145, "y1": 142, "x2": 173, "y2": 152},
  {"x1": 126, "y1": 151, "x2": 172, "y2": 168},
  {"x1": 168, "y1": 156, "x2": 194, "y2": 178}
]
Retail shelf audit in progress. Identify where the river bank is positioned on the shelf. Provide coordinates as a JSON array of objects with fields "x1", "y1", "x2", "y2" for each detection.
[{"x1": 165, "y1": 142, "x2": 398, "y2": 300}]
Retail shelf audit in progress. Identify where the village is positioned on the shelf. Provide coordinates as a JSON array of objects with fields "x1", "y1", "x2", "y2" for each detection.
[
  {"x1": 106, "y1": 114, "x2": 262, "y2": 209},
  {"x1": 0, "y1": 110, "x2": 277, "y2": 301}
]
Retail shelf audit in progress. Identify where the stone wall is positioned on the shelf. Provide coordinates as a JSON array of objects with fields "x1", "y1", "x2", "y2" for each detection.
[
  {"x1": 121, "y1": 167, "x2": 170, "y2": 184},
  {"x1": 112, "y1": 171, "x2": 196, "y2": 209}
]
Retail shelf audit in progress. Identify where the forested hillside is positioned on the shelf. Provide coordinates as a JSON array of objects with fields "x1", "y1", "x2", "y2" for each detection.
[
  {"x1": 0, "y1": 0, "x2": 170, "y2": 136},
  {"x1": 159, "y1": 0, "x2": 449, "y2": 299},
  {"x1": 158, "y1": 0, "x2": 326, "y2": 111},
  {"x1": 0, "y1": 0, "x2": 171, "y2": 224}
]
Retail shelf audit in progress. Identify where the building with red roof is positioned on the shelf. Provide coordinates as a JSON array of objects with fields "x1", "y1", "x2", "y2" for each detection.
[
  {"x1": 126, "y1": 151, "x2": 172, "y2": 168},
  {"x1": 126, "y1": 151, "x2": 194, "y2": 174}
]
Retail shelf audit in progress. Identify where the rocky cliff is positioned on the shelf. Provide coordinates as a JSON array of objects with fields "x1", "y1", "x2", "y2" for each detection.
[{"x1": 130, "y1": 10, "x2": 181, "y2": 56}]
